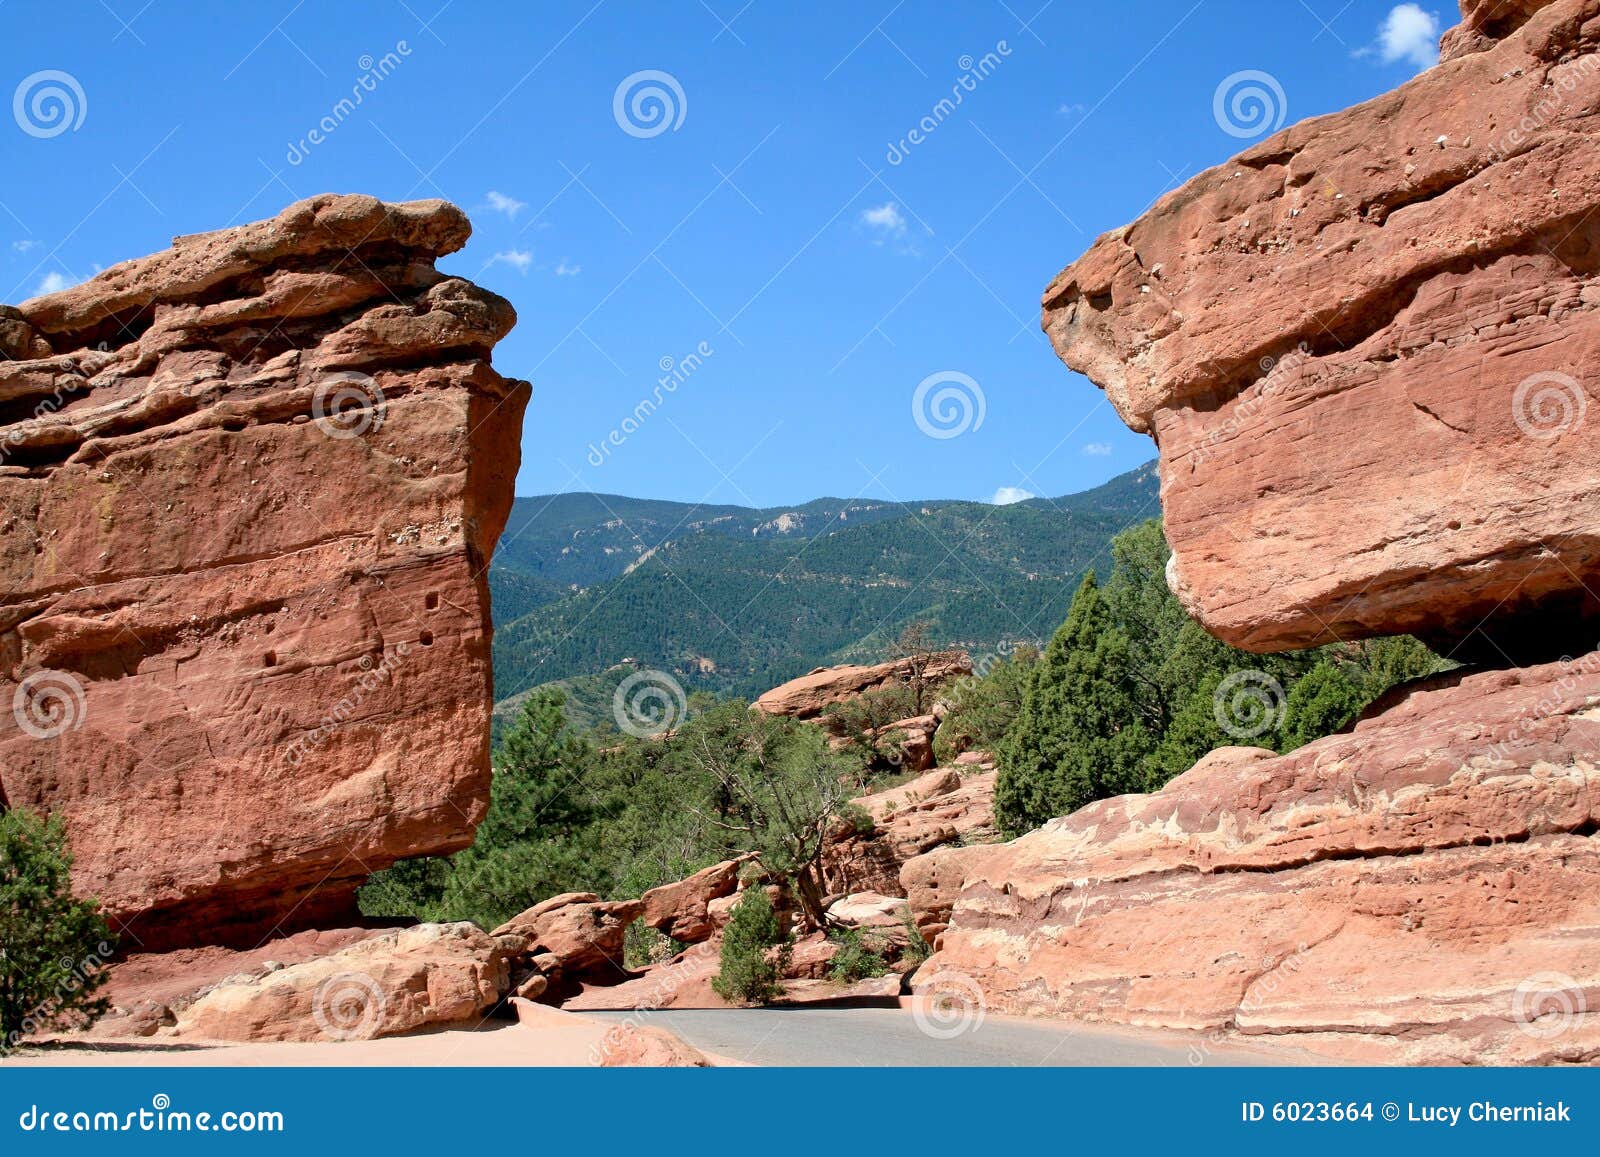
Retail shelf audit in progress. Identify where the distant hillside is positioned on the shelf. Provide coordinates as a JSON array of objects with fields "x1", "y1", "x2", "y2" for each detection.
[{"x1": 489, "y1": 460, "x2": 1160, "y2": 710}]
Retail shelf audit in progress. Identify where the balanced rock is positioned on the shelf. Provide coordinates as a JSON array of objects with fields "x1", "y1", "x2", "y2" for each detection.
[
  {"x1": 1042, "y1": 0, "x2": 1600, "y2": 660},
  {"x1": 639, "y1": 856, "x2": 750, "y2": 944},
  {"x1": 908, "y1": 656, "x2": 1600, "y2": 1064},
  {"x1": 0, "y1": 194, "x2": 529, "y2": 949}
]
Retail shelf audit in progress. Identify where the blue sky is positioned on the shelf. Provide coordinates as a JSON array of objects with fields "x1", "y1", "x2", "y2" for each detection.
[{"x1": 2, "y1": 0, "x2": 1444, "y2": 505}]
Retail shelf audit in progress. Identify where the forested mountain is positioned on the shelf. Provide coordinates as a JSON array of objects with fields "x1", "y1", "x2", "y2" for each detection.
[{"x1": 489, "y1": 460, "x2": 1160, "y2": 709}]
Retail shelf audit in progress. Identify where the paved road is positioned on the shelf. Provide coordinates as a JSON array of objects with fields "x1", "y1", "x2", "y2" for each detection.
[{"x1": 587, "y1": 1007, "x2": 1321, "y2": 1067}]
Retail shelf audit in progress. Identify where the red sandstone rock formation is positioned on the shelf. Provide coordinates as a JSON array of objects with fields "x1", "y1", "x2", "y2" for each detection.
[
  {"x1": 823, "y1": 763, "x2": 998, "y2": 897},
  {"x1": 493, "y1": 892, "x2": 645, "y2": 988},
  {"x1": 0, "y1": 194, "x2": 529, "y2": 949},
  {"x1": 908, "y1": 658, "x2": 1600, "y2": 1064},
  {"x1": 753, "y1": 652, "x2": 971, "y2": 718},
  {"x1": 1042, "y1": 0, "x2": 1600, "y2": 661}
]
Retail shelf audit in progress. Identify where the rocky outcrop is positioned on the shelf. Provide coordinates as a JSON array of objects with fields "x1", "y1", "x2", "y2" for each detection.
[
  {"x1": 824, "y1": 763, "x2": 998, "y2": 897},
  {"x1": 908, "y1": 656, "x2": 1600, "y2": 1064},
  {"x1": 173, "y1": 923, "x2": 510, "y2": 1043},
  {"x1": 0, "y1": 194, "x2": 529, "y2": 949},
  {"x1": 638, "y1": 856, "x2": 751, "y2": 944},
  {"x1": 753, "y1": 652, "x2": 971, "y2": 718},
  {"x1": 493, "y1": 893, "x2": 645, "y2": 991},
  {"x1": 1042, "y1": 0, "x2": 1600, "y2": 661}
]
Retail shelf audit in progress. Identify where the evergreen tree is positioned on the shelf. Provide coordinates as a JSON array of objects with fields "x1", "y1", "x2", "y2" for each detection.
[
  {"x1": 0, "y1": 809, "x2": 115, "y2": 1052},
  {"x1": 711, "y1": 885, "x2": 791, "y2": 1004},
  {"x1": 1279, "y1": 660, "x2": 1368, "y2": 751},
  {"x1": 995, "y1": 573, "x2": 1153, "y2": 833}
]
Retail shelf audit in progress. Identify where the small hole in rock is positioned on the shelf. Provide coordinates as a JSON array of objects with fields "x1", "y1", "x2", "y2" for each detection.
[
  {"x1": 419, "y1": 630, "x2": 434, "y2": 647},
  {"x1": 425, "y1": 592, "x2": 439, "y2": 610},
  {"x1": 263, "y1": 651, "x2": 277, "y2": 667}
]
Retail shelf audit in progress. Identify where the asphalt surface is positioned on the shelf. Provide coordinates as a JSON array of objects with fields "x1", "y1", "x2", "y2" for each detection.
[{"x1": 586, "y1": 1007, "x2": 1320, "y2": 1067}]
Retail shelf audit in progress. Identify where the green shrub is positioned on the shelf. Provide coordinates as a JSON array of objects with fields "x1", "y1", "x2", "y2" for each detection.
[
  {"x1": 0, "y1": 809, "x2": 116, "y2": 1053},
  {"x1": 826, "y1": 927, "x2": 890, "y2": 983},
  {"x1": 711, "y1": 886, "x2": 791, "y2": 1004}
]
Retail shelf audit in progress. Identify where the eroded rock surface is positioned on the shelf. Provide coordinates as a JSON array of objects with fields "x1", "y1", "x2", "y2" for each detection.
[
  {"x1": 0, "y1": 194, "x2": 529, "y2": 949},
  {"x1": 1042, "y1": 0, "x2": 1600, "y2": 660},
  {"x1": 908, "y1": 657, "x2": 1600, "y2": 1064}
]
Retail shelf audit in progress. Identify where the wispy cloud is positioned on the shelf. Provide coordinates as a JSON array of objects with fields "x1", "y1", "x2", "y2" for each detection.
[
  {"x1": 11, "y1": 239, "x2": 38, "y2": 254},
  {"x1": 860, "y1": 201, "x2": 907, "y2": 238},
  {"x1": 1081, "y1": 442, "x2": 1112, "y2": 457},
  {"x1": 1372, "y1": 3, "x2": 1440, "y2": 70},
  {"x1": 487, "y1": 249, "x2": 534, "y2": 273},
  {"x1": 1057, "y1": 102, "x2": 1086, "y2": 118},
  {"x1": 33, "y1": 271, "x2": 72, "y2": 296},
  {"x1": 485, "y1": 190, "x2": 527, "y2": 220},
  {"x1": 991, "y1": 486, "x2": 1036, "y2": 506},
  {"x1": 555, "y1": 259, "x2": 581, "y2": 276}
]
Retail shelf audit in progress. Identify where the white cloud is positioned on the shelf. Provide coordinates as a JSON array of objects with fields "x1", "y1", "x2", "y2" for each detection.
[
  {"x1": 12, "y1": 239, "x2": 37, "y2": 253},
  {"x1": 554, "y1": 259, "x2": 581, "y2": 276},
  {"x1": 1057, "y1": 102, "x2": 1086, "y2": 118},
  {"x1": 991, "y1": 486, "x2": 1037, "y2": 506},
  {"x1": 488, "y1": 249, "x2": 534, "y2": 273},
  {"x1": 34, "y1": 271, "x2": 71, "y2": 296},
  {"x1": 1081, "y1": 442, "x2": 1112, "y2": 457},
  {"x1": 485, "y1": 190, "x2": 527, "y2": 220},
  {"x1": 860, "y1": 201, "x2": 907, "y2": 238},
  {"x1": 1376, "y1": 4, "x2": 1440, "y2": 70}
]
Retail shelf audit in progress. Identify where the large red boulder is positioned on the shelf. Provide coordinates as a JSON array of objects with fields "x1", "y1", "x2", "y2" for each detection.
[
  {"x1": 0, "y1": 194, "x2": 529, "y2": 949},
  {"x1": 908, "y1": 656, "x2": 1600, "y2": 1064},
  {"x1": 1042, "y1": 0, "x2": 1600, "y2": 661}
]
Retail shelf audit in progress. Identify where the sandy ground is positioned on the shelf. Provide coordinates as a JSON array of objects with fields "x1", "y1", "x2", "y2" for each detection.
[{"x1": 5, "y1": 1021, "x2": 625, "y2": 1068}]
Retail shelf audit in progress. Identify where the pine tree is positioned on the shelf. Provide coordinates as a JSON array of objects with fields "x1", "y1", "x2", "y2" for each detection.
[
  {"x1": 711, "y1": 885, "x2": 791, "y2": 1004},
  {"x1": 995, "y1": 573, "x2": 1153, "y2": 833},
  {"x1": 1279, "y1": 661, "x2": 1368, "y2": 751},
  {"x1": 0, "y1": 809, "x2": 115, "y2": 1052}
]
